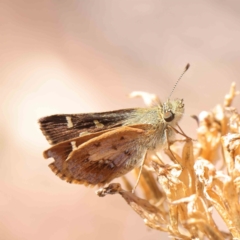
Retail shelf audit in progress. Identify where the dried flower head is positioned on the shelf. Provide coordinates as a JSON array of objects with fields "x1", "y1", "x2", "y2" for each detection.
[{"x1": 97, "y1": 83, "x2": 240, "y2": 240}]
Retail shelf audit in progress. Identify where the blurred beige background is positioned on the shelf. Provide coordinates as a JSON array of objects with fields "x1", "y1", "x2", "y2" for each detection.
[{"x1": 0, "y1": 1, "x2": 240, "y2": 239}]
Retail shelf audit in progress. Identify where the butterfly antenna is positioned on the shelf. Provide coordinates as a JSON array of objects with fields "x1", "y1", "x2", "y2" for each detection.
[{"x1": 168, "y1": 63, "x2": 190, "y2": 100}]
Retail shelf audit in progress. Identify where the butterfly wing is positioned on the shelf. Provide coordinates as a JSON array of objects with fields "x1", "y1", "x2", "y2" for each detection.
[
  {"x1": 44, "y1": 125, "x2": 149, "y2": 186},
  {"x1": 39, "y1": 109, "x2": 137, "y2": 145}
]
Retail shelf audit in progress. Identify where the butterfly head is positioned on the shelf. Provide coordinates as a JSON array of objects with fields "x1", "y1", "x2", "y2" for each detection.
[
  {"x1": 162, "y1": 98, "x2": 184, "y2": 123},
  {"x1": 162, "y1": 63, "x2": 189, "y2": 124}
]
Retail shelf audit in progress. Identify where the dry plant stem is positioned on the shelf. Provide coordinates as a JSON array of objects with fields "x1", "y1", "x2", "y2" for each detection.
[
  {"x1": 188, "y1": 219, "x2": 224, "y2": 240},
  {"x1": 222, "y1": 134, "x2": 240, "y2": 174},
  {"x1": 165, "y1": 128, "x2": 179, "y2": 164},
  {"x1": 205, "y1": 161, "x2": 240, "y2": 238},
  {"x1": 194, "y1": 186, "x2": 222, "y2": 236},
  {"x1": 97, "y1": 183, "x2": 169, "y2": 231},
  {"x1": 134, "y1": 167, "x2": 164, "y2": 203},
  {"x1": 224, "y1": 82, "x2": 240, "y2": 107},
  {"x1": 180, "y1": 139, "x2": 195, "y2": 194},
  {"x1": 121, "y1": 175, "x2": 133, "y2": 192}
]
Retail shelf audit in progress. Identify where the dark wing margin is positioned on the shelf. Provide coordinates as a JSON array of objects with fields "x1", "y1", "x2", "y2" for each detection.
[{"x1": 39, "y1": 108, "x2": 136, "y2": 145}]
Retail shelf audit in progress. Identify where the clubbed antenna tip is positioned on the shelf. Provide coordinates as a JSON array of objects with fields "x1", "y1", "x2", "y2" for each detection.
[
  {"x1": 168, "y1": 63, "x2": 190, "y2": 100},
  {"x1": 185, "y1": 63, "x2": 190, "y2": 71}
]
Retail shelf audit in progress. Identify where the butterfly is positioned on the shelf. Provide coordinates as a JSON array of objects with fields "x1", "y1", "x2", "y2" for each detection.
[{"x1": 39, "y1": 64, "x2": 189, "y2": 187}]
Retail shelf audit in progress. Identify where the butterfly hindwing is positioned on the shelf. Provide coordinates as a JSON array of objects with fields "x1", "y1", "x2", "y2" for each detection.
[
  {"x1": 43, "y1": 129, "x2": 113, "y2": 178},
  {"x1": 44, "y1": 125, "x2": 149, "y2": 185}
]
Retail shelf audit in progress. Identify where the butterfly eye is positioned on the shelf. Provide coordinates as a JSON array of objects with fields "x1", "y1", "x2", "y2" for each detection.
[{"x1": 163, "y1": 110, "x2": 175, "y2": 122}]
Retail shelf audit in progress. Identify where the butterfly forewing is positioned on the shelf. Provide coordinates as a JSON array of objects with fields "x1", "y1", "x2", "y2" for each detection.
[{"x1": 39, "y1": 109, "x2": 136, "y2": 145}]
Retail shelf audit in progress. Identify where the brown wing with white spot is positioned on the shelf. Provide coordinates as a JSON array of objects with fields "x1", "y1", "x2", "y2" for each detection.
[
  {"x1": 39, "y1": 109, "x2": 137, "y2": 145},
  {"x1": 44, "y1": 129, "x2": 112, "y2": 184},
  {"x1": 44, "y1": 125, "x2": 149, "y2": 186}
]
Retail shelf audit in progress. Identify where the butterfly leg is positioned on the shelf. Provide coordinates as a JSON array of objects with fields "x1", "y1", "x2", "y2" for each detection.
[
  {"x1": 176, "y1": 123, "x2": 192, "y2": 139},
  {"x1": 166, "y1": 124, "x2": 192, "y2": 141},
  {"x1": 132, "y1": 151, "x2": 147, "y2": 193}
]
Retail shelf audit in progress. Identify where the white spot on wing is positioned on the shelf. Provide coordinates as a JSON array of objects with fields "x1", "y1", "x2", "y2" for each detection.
[
  {"x1": 66, "y1": 116, "x2": 73, "y2": 128},
  {"x1": 66, "y1": 141, "x2": 77, "y2": 161},
  {"x1": 94, "y1": 120, "x2": 104, "y2": 128},
  {"x1": 71, "y1": 141, "x2": 77, "y2": 150}
]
